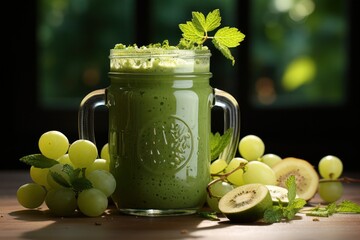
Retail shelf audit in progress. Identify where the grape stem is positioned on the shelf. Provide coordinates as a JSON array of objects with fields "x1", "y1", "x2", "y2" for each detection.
[
  {"x1": 319, "y1": 177, "x2": 360, "y2": 183},
  {"x1": 206, "y1": 162, "x2": 247, "y2": 198}
]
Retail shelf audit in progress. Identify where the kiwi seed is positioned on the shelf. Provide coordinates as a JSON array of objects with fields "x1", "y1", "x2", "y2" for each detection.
[{"x1": 272, "y1": 157, "x2": 319, "y2": 201}]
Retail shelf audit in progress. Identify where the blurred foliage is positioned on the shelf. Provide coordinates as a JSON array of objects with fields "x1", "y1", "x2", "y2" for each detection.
[
  {"x1": 37, "y1": 0, "x2": 347, "y2": 109},
  {"x1": 250, "y1": 0, "x2": 347, "y2": 107}
]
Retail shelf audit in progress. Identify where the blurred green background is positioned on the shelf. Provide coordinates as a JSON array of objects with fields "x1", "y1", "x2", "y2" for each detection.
[{"x1": 10, "y1": 0, "x2": 359, "y2": 173}]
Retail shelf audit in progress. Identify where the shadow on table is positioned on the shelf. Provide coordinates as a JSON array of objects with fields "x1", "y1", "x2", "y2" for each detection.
[{"x1": 9, "y1": 206, "x2": 244, "y2": 239}]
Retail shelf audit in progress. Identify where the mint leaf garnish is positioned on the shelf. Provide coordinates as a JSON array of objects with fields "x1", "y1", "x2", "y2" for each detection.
[
  {"x1": 263, "y1": 206, "x2": 283, "y2": 223},
  {"x1": 192, "y1": 9, "x2": 221, "y2": 33},
  {"x1": 336, "y1": 200, "x2": 360, "y2": 213},
  {"x1": 20, "y1": 154, "x2": 59, "y2": 168},
  {"x1": 304, "y1": 200, "x2": 360, "y2": 217},
  {"x1": 114, "y1": 9, "x2": 245, "y2": 65},
  {"x1": 198, "y1": 211, "x2": 220, "y2": 221},
  {"x1": 71, "y1": 177, "x2": 93, "y2": 193},
  {"x1": 214, "y1": 27, "x2": 244, "y2": 48},
  {"x1": 61, "y1": 164, "x2": 81, "y2": 183},
  {"x1": 264, "y1": 175, "x2": 306, "y2": 223},
  {"x1": 212, "y1": 39, "x2": 235, "y2": 65},
  {"x1": 210, "y1": 128, "x2": 232, "y2": 161},
  {"x1": 213, "y1": 27, "x2": 246, "y2": 65},
  {"x1": 179, "y1": 21, "x2": 204, "y2": 44},
  {"x1": 286, "y1": 174, "x2": 297, "y2": 202},
  {"x1": 50, "y1": 170, "x2": 72, "y2": 188},
  {"x1": 178, "y1": 9, "x2": 245, "y2": 65},
  {"x1": 48, "y1": 164, "x2": 93, "y2": 192}
]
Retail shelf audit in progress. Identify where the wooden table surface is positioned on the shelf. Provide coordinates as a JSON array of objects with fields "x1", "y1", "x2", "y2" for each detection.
[{"x1": 1, "y1": 170, "x2": 359, "y2": 240}]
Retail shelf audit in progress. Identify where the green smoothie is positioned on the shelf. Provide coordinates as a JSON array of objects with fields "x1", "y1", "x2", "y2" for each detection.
[
  {"x1": 107, "y1": 48, "x2": 213, "y2": 215},
  {"x1": 79, "y1": 8, "x2": 244, "y2": 216}
]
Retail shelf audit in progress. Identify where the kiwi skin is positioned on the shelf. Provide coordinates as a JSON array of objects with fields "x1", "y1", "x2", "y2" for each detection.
[{"x1": 219, "y1": 184, "x2": 273, "y2": 223}]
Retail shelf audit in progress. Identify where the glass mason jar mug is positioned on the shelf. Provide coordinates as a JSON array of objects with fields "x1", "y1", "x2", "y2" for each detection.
[{"x1": 78, "y1": 48, "x2": 240, "y2": 216}]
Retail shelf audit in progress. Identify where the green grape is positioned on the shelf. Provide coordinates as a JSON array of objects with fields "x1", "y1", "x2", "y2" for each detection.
[
  {"x1": 30, "y1": 166, "x2": 51, "y2": 190},
  {"x1": 224, "y1": 157, "x2": 248, "y2": 186},
  {"x1": 260, "y1": 153, "x2": 282, "y2": 168},
  {"x1": 242, "y1": 160, "x2": 277, "y2": 185},
  {"x1": 77, "y1": 188, "x2": 108, "y2": 217},
  {"x1": 318, "y1": 155, "x2": 343, "y2": 179},
  {"x1": 47, "y1": 163, "x2": 71, "y2": 189},
  {"x1": 318, "y1": 181, "x2": 344, "y2": 203},
  {"x1": 87, "y1": 170, "x2": 116, "y2": 197},
  {"x1": 238, "y1": 134, "x2": 265, "y2": 161},
  {"x1": 57, "y1": 154, "x2": 75, "y2": 168},
  {"x1": 38, "y1": 130, "x2": 69, "y2": 160},
  {"x1": 45, "y1": 188, "x2": 77, "y2": 216},
  {"x1": 17, "y1": 183, "x2": 47, "y2": 209},
  {"x1": 68, "y1": 139, "x2": 98, "y2": 168},
  {"x1": 100, "y1": 143, "x2": 110, "y2": 163},
  {"x1": 206, "y1": 181, "x2": 234, "y2": 212},
  {"x1": 210, "y1": 159, "x2": 228, "y2": 174},
  {"x1": 85, "y1": 158, "x2": 110, "y2": 177}
]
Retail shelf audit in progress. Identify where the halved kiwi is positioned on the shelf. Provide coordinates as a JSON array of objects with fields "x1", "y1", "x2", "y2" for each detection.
[
  {"x1": 272, "y1": 157, "x2": 319, "y2": 201},
  {"x1": 218, "y1": 183, "x2": 273, "y2": 223}
]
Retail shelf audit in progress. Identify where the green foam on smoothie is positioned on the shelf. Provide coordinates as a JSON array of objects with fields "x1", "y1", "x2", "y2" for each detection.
[{"x1": 109, "y1": 44, "x2": 211, "y2": 73}]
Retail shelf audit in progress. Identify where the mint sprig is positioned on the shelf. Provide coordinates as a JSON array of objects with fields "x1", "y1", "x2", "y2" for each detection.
[
  {"x1": 50, "y1": 170, "x2": 72, "y2": 188},
  {"x1": 20, "y1": 153, "x2": 93, "y2": 193},
  {"x1": 198, "y1": 211, "x2": 220, "y2": 221},
  {"x1": 304, "y1": 200, "x2": 360, "y2": 217},
  {"x1": 178, "y1": 9, "x2": 245, "y2": 65},
  {"x1": 210, "y1": 128, "x2": 232, "y2": 161},
  {"x1": 263, "y1": 175, "x2": 307, "y2": 223},
  {"x1": 20, "y1": 154, "x2": 58, "y2": 168},
  {"x1": 48, "y1": 163, "x2": 93, "y2": 192}
]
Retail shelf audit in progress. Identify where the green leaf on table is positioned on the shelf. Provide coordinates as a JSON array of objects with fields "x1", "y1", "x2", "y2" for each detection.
[
  {"x1": 336, "y1": 200, "x2": 360, "y2": 213},
  {"x1": 198, "y1": 211, "x2": 220, "y2": 221},
  {"x1": 305, "y1": 200, "x2": 360, "y2": 217},
  {"x1": 263, "y1": 206, "x2": 283, "y2": 223},
  {"x1": 19, "y1": 154, "x2": 59, "y2": 168}
]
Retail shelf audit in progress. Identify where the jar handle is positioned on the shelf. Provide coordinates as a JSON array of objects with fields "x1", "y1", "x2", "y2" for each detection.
[
  {"x1": 213, "y1": 88, "x2": 241, "y2": 163},
  {"x1": 78, "y1": 89, "x2": 106, "y2": 145}
]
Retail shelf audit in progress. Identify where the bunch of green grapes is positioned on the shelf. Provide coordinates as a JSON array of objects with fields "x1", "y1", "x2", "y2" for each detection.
[
  {"x1": 317, "y1": 155, "x2": 344, "y2": 203},
  {"x1": 17, "y1": 130, "x2": 115, "y2": 217},
  {"x1": 207, "y1": 134, "x2": 282, "y2": 212},
  {"x1": 207, "y1": 133, "x2": 347, "y2": 212}
]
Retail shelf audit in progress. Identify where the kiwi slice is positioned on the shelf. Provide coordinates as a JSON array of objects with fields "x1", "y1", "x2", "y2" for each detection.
[
  {"x1": 272, "y1": 157, "x2": 319, "y2": 201},
  {"x1": 218, "y1": 183, "x2": 273, "y2": 223}
]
